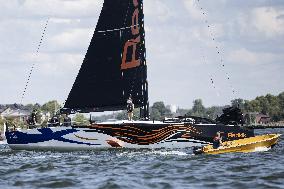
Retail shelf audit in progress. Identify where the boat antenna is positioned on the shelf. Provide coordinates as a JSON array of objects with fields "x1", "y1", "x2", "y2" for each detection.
[
  {"x1": 20, "y1": 17, "x2": 50, "y2": 104},
  {"x1": 196, "y1": 0, "x2": 237, "y2": 99}
]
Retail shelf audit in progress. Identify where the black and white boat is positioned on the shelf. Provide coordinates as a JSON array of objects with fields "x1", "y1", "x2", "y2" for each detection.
[{"x1": 5, "y1": 0, "x2": 253, "y2": 150}]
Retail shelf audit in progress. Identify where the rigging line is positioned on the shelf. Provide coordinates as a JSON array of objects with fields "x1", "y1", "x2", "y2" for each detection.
[
  {"x1": 200, "y1": 47, "x2": 220, "y2": 97},
  {"x1": 129, "y1": 35, "x2": 145, "y2": 101},
  {"x1": 20, "y1": 17, "x2": 50, "y2": 104},
  {"x1": 123, "y1": 0, "x2": 132, "y2": 27},
  {"x1": 96, "y1": 24, "x2": 140, "y2": 33},
  {"x1": 196, "y1": 0, "x2": 237, "y2": 98},
  {"x1": 130, "y1": 40, "x2": 146, "y2": 105},
  {"x1": 122, "y1": 0, "x2": 137, "y2": 97},
  {"x1": 121, "y1": 2, "x2": 142, "y2": 102}
]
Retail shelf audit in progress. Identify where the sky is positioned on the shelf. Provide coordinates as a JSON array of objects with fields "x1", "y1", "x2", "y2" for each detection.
[{"x1": 0, "y1": 0, "x2": 283, "y2": 109}]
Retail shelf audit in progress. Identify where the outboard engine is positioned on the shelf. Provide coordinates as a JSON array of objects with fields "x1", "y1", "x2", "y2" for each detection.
[{"x1": 216, "y1": 106, "x2": 245, "y2": 126}]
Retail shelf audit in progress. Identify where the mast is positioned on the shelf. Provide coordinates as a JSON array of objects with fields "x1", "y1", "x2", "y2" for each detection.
[
  {"x1": 140, "y1": 77, "x2": 149, "y2": 119},
  {"x1": 140, "y1": 0, "x2": 149, "y2": 119}
]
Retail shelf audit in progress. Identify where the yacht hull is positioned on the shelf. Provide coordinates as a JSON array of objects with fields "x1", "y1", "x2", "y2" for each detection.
[{"x1": 5, "y1": 121, "x2": 254, "y2": 151}]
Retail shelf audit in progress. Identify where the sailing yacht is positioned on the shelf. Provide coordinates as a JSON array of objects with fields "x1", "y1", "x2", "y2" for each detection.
[{"x1": 5, "y1": 0, "x2": 253, "y2": 150}]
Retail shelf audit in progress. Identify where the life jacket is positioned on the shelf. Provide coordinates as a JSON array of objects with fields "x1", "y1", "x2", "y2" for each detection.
[
  {"x1": 127, "y1": 103, "x2": 133, "y2": 112},
  {"x1": 213, "y1": 136, "x2": 221, "y2": 149}
]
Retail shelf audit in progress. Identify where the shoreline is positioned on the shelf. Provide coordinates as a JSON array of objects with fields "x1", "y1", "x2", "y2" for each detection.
[{"x1": 244, "y1": 125, "x2": 284, "y2": 129}]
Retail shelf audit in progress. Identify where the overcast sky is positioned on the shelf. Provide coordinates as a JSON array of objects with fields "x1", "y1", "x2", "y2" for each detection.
[{"x1": 0, "y1": 0, "x2": 283, "y2": 109}]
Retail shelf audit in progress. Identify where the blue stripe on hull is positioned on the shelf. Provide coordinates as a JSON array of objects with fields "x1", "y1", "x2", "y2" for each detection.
[{"x1": 6, "y1": 128, "x2": 101, "y2": 146}]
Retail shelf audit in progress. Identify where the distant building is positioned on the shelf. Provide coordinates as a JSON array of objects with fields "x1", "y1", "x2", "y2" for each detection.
[
  {"x1": 170, "y1": 105, "x2": 177, "y2": 114},
  {"x1": 167, "y1": 107, "x2": 189, "y2": 118},
  {"x1": 256, "y1": 114, "x2": 271, "y2": 124},
  {"x1": 163, "y1": 105, "x2": 180, "y2": 118},
  {"x1": 0, "y1": 108, "x2": 31, "y2": 122},
  {"x1": 244, "y1": 112, "x2": 271, "y2": 125},
  {"x1": 166, "y1": 105, "x2": 177, "y2": 114}
]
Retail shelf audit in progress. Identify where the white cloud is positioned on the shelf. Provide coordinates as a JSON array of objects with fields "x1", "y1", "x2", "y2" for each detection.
[
  {"x1": 49, "y1": 28, "x2": 93, "y2": 51},
  {"x1": 183, "y1": 0, "x2": 203, "y2": 20},
  {"x1": 12, "y1": 0, "x2": 103, "y2": 18},
  {"x1": 252, "y1": 7, "x2": 284, "y2": 37},
  {"x1": 144, "y1": 0, "x2": 172, "y2": 22},
  {"x1": 237, "y1": 6, "x2": 284, "y2": 38},
  {"x1": 227, "y1": 48, "x2": 258, "y2": 64},
  {"x1": 49, "y1": 18, "x2": 80, "y2": 24},
  {"x1": 21, "y1": 52, "x2": 83, "y2": 76},
  {"x1": 227, "y1": 48, "x2": 283, "y2": 65}
]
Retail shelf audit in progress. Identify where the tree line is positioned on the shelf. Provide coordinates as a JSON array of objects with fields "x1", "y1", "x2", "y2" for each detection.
[
  {"x1": 114, "y1": 92, "x2": 284, "y2": 122},
  {"x1": 0, "y1": 100, "x2": 62, "y2": 130},
  {"x1": 231, "y1": 92, "x2": 284, "y2": 121},
  {"x1": 0, "y1": 100, "x2": 61, "y2": 115},
  {"x1": 111, "y1": 100, "x2": 225, "y2": 121},
  {"x1": 1, "y1": 91, "x2": 283, "y2": 124}
]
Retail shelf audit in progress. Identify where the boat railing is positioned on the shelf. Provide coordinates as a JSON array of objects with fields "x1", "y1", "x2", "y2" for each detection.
[{"x1": 163, "y1": 116, "x2": 217, "y2": 125}]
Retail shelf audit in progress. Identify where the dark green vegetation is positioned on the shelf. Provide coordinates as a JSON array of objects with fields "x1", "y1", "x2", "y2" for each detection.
[
  {"x1": 102, "y1": 92, "x2": 284, "y2": 122},
  {"x1": 0, "y1": 101, "x2": 61, "y2": 131},
  {"x1": 0, "y1": 100, "x2": 61, "y2": 116},
  {"x1": 73, "y1": 114, "x2": 90, "y2": 125},
  {"x1": 1, "y1": 92, "x2": 283, "y2": 123},
  {"x1": 240, "y1": 92, "x2": 284, "y2": 121},
  {"x1": 183, "y1": 91, "x2": 284, "y2": 122}
]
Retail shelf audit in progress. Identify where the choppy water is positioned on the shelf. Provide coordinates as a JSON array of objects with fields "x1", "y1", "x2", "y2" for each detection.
[{"x1": 0, "y1": 129, "x2": 283, "y2": 189}]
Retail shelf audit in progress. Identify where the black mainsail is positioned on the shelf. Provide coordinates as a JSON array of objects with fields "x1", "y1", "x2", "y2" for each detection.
[{"x1": 64, "y1": 0, "x2": 148, "y2": 117}]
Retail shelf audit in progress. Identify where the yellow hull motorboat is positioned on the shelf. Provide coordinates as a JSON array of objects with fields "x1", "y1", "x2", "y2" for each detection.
[{"x1": 194, "y1": 134, "x2": 281, "y2": 155}]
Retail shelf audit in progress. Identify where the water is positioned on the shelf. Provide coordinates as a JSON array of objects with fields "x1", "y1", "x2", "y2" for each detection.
[{"x1": 0, "y1": 129, "x2": 284, "y2": 189}]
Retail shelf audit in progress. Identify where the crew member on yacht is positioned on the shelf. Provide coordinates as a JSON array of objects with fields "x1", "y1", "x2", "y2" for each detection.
[
  {"x1": 28, "y1": 109, "x2": 37, "y2": 125},
  {"x1": 127, "y1": 96, "x2": 134, "y2": 121},
  {"x1": 63, "y1": 114, "x2": 71, "y2": 126},
  {"x1": 49, "y1": 115, "x2": 60, "y2": 127},
  {"x1": 212, "y1": 131, "x2": 222, "y2": 149}
]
